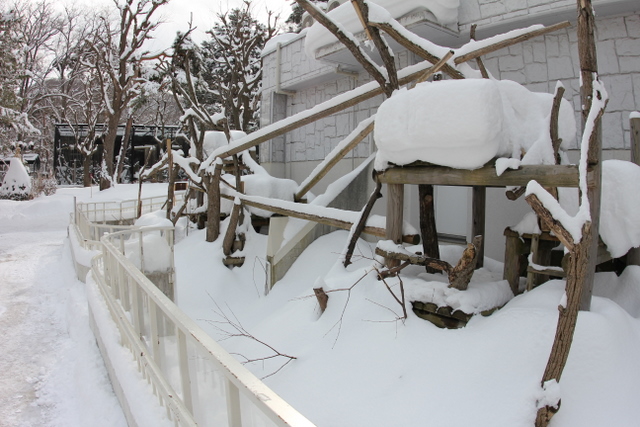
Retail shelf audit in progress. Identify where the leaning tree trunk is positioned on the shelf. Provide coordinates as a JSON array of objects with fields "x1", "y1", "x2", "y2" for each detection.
[{"x1": 529, "y1": 1, "x2": 603, "y2": 425}]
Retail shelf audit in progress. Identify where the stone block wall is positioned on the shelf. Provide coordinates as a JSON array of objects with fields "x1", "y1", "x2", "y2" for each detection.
[{"x1": 478, "y1": 12, "x2": 640, "y2": 150}]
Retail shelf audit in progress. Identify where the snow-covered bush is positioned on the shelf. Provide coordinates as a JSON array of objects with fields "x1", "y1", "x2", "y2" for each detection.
[
  {"x1": 0, "y1": 157, "x2": 32, "y2": 200},
  {"x1": 30, "y1": 174, "x2": 57, "y2": 197}
]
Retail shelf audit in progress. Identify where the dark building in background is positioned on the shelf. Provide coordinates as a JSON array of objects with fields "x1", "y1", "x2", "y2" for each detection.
[{"x1": 53, "y1": 123, "x2": 187, "y2": 185}]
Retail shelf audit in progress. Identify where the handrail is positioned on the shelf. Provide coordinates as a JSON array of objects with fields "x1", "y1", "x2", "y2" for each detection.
[{"x1": 77, "y1": 194, "x2": 316, "y2": 427}]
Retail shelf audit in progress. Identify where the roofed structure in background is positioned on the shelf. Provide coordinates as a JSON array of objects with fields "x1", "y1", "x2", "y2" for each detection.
[{"x1": 54, "y1": 123, "x2": 186, "y2": 185}]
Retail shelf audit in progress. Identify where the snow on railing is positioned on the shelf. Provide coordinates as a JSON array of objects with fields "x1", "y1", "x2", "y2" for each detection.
[
  {"x1": 76, "y1": 192, "x2": 184, "y2": 224},
  {"x1": 76, "y1": 195, "x2": 316, "y2": 427}
]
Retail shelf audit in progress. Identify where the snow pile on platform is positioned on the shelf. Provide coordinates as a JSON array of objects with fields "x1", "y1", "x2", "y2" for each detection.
[
  {"x1": 304, "y1": 0, "x2": 459, "y2": 58},
  {"x1": 374, "y1": 79, "x2": 576, "y2": 170},
  {"x1": 0, "y1": 157, "x2": 32, "y2": 200}
]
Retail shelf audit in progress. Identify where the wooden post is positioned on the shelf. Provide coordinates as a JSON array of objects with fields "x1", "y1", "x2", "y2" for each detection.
[
  {"x1": 628, "y1": 116, "x2": 640, "y2": 265},
  {"x1": 166, "y1": 139, "x2": 174, "y2": 220},
  {"x1": 577, "y1": 0, "x2": 602, "y2": 311},
  {"x1": 471, "y1": 187, "x2": 486, "y2": 268},
  {"x1": 223, "y1": 202, "x2": 242, "y2": 257},
  {"x1": 631, "y1": 115, "x2": 640, "y2": 164},
  {"x1": 386, "y1": 183, "x2": 404, "y2": 267},
  {"x1": 206, "y1": 163, "x2": 223, "y2": 242},
  {"x1": 418, "y1": 184, "x2": 439, "y2": 272}
]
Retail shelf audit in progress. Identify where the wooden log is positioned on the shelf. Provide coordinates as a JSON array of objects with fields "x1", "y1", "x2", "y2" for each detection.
[
  {"x1": 525, "y1": 193, "x2": 575, "y2": 251},
  {"x1": 415, "y1": 50, "x2": 455, "y2": 84},
  {"x1": 314, "y1": 287, "x2": 329, "y2": 314},
  {"x1": 352, "y1": 0, "x2": 399, "y2": 93},
  {"x1": 550, "y1": 86, "x2": 566, "y2": 164},
  {"x1": 503, "y1": 227, "x2": 525, "y2": 295},
  {"x1": 368, "y1": 21, "x2": 465, "y2": 80},
  {"x1": 206, "y1": 163, "x2": 223, "y2": 242},
  {"x1": 220, "y1": 193, "x2": 420, "y2": 244},
  {"x1": 223, "y1": 256, "x2": 245, "y2": 266},
  {"x1": 344, "y1": 176, "x2": 382, "y2": 267},
  {"x1": 631, "y1": 116, "x2": 640, "y2": 164},
  {"x1": 535, "y1": 222, "x2": 592, "y2": 427},
  {"x1": 166, "y1": 139, "x2": 175, "y2": 220},
  {"x1": 295, "y1": 120, "x2": 374, "y2": 202},
  {"x1": 376, "y1": 237, "x2": 482, "y2": 291},
  {"x1": 472, "y1": 187, "x2": 486, "y2": 268},
  {"x1": 454, "y1": 21, "x2": 571, "y2": 65},
  {"x1": 628, "y1": 116, "x2": 640, "y2": 266},
  {"x1": 448, "y1": 235, "x2": 482, "y2": 291},
  {"x1": 296, "y1": 0, "x2": 390, "y2": 95},
  {"x1": 419, "y1": 184, "x2": 440, "y2": 273},
  {"x1": 386, "y1": 183, "x2": 404, "y2": 267},
  {"x1": 378, "y1": 164, "x2": 580, "y2": 187},
  {"x1": 211, "y1": 60, "x2": 450, "y2": 161},
  {"x1": 470, "y1": 24, "x2": 490, "y2": 79},
  {"x1": 223, "y1": 202, "x2": 242, "y2": 257},
  {"x1": 526, "y1": 234, "x2": 540, "y2": 291},
  {"x1": 505, "y1": 186, "x2": 526, "y2": 201},
  {"x1": 374, "y1": 247, "x2": 452, "y2": 273}
]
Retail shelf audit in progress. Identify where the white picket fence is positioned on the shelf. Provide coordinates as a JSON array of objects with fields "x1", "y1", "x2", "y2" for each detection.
[{"x1": 75, "y1": 195, "x2": 316, "y2": 427}]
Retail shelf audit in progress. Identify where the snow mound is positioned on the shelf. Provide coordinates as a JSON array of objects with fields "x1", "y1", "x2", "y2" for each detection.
[
  {"x1": 0, "y1": 157, "x2": 32, "y2": 200},
  {"x1": 304, "y1": 0, "x2": 459, "y2": 58},
  {"x1": 200, "y1": 130, "x2": 247, "y2": 158},
  {"x1": 374, "y1": 79, "x2": 576, "y2": 170}
]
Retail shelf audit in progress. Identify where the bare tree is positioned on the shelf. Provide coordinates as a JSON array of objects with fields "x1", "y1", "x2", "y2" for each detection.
[
  {"x1": 201, "y1": 1, "x2": 278, "y2": 132},
  {"x1": 89, "y1": 0, "x2": 169, "y2": 190}
]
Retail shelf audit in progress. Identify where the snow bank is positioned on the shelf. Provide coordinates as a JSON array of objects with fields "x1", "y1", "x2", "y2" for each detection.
[
  {"x1": 374, "y1": 79, "x2": 576, "y2": 170},
  {"x1": 0, "y1": 157, "x2": 32, "y2": 199},
  {"x1": 304, "y1": 0, "x2": 459, "y2": 58}
]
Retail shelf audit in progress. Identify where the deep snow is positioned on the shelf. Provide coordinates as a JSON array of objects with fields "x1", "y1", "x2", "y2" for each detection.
[
  {"x1": 4, "y1": 183, "x2": 640, "y2": 427},
  {"x1": 0, "y1": 184, "x2": 170, "y2": 427}
]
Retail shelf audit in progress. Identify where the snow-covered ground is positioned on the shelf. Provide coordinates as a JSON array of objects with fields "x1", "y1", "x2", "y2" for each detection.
[
  {"x1": 0, "y1": 185, "x2": 168, "y2": 427},
  {"x1": 4, "y1": 183, "x2": 640, "y2": 426}
]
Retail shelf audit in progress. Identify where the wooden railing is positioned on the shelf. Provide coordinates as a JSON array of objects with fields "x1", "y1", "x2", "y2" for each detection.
[{"x1": 74, "y1": 195, "x2": 316, "y2": 427}]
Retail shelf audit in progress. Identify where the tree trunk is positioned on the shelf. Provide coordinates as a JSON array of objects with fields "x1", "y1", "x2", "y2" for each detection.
[
  {"x1": 419, "y1": 184, "x2": 440, "y2": 273},
  {"x1": 82, "y1": 155, "x2": 92, "y2": 187}
]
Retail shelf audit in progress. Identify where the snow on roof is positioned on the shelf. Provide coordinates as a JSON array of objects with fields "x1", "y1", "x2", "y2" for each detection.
[
  {"x1": 304, "y1": 0, "x2": 459, "y2": 58},
  {"x1": 373, "y1": 79, "x2": 576, "y2": 170},
  {"x1": 261, "y1": 32, "x2": 303, "y2": 57}
]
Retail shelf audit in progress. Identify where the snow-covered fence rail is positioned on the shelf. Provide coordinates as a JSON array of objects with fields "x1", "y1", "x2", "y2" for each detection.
[
  {"x1": 91, "y1": 231, "x2": 316, "y2": 427},
  {"x1": 77, "y1": 193, "x2": 184, "y2": 224}
]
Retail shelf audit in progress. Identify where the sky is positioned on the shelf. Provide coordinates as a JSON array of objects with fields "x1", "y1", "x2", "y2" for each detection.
[{"x1": 55, "y1": 0, "x2": 294, "y2": 53}]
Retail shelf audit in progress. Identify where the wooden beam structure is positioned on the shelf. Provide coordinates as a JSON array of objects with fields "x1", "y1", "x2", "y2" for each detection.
[
  {"x1": 378, "y1": 163, "x2": 580, "y2": 187},
  {"x1": 220, "y1": 193, "x2": 419, "y2": 245}
]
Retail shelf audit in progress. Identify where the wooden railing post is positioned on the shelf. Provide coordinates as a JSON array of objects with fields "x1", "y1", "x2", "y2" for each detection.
[{"x1": 386, "y1": 183, "x2": 404, "y2": 267}]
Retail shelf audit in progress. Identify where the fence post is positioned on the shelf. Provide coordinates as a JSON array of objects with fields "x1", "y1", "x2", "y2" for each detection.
[
  {"x1": 178, "y1": 329, "x2": 193, "y2": 413},
  {"x1": 226, "y1": 379, "x2": 242, "y2": 427}
]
